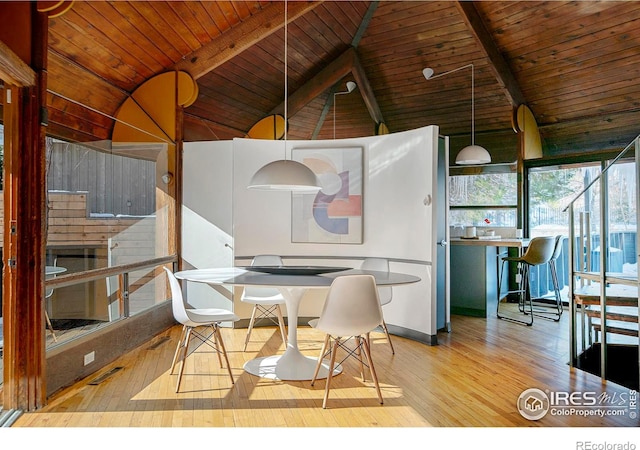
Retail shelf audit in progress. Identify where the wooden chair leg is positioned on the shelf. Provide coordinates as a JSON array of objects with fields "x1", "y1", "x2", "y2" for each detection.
[
  {"x1": 214, "y1": 324, "x2": 234, "y2": 384},
  {"x1": 380, "y1": 320, "x2": 394, "y2": 354},
  {"x1": 355, "y1": 336, "x2": 366, "y2": 381},
  {"x1": 170, "y1": 325, "x2": 188, "y2": 374},
  {"x1": 322, "y1": 338, "x2": 340, "y2": 409},
  {"x1": 211, "y1": 324, "x2": 224, "y2": 368},
  {"x1": 176, "y1": 327, "x2": 193, "y2": 393},
  {"x1": 362, "y1": 335, "x2": 383, "y2": 405},
  {"x1": 243, "y1": 305, "x2": 259, "y2": 351},
  {"x1": 45, "y1": 310, "x2": 57, "y2": 342},
  {"x1": 311, "y1": 334, "x2": 330, "y2": 386}
]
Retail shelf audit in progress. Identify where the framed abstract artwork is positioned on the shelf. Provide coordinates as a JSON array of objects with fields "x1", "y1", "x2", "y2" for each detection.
[{"x1": 291, "y1": 146, "x2": 363, "y2": 244}]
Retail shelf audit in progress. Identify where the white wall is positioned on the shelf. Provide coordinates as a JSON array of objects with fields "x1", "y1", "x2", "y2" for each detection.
[
  {"x1": 181, "y1": 140, "x2": 234, "y2": 309},
  {"x1": 232, "y1": 128, "x2": 435, "y2": 261},
  {"x1": 183, "y1": 126, "x2": 444, "y2": 339}
]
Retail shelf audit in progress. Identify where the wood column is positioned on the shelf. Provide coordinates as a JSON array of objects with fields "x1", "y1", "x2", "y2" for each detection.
[
  {"x1": 2, "y1": 4, "x2": 49, "y2": 411},
  {"x1": 174, "y1": 71, "x2": 184, "y2": 271}
]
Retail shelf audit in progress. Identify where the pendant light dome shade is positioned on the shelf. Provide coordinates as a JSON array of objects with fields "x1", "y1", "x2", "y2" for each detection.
[
  {"x1": 455, "y1": 144, "x2": 492, "y2": 165},
  {"x1": 248, "y1": 160, "x2": 321, "y2": 191}
]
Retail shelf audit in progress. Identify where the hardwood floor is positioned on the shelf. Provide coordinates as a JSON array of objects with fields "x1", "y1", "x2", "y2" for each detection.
[{"x1": 10, "y1": 302, "x2": 638, "y2": 429}]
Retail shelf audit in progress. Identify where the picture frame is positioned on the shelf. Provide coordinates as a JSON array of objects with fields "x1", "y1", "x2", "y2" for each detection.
[{"x1": 291, "y1": 146, "x2": 363, "y2": 244}]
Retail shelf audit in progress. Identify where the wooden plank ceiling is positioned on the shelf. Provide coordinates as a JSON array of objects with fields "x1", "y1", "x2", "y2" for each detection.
[{"x1": 30, "y1": 1, "x2": 640, "y2": 163}]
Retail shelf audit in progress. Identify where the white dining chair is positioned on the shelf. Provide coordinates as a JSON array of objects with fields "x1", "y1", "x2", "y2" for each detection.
[
  {"x1": 310, "y1": 274, "x2": 384, "y2": 408},
  {"x1": 164, "y1": 267, "x2": 239, "y2": 392},
  {"x1": 360, "y1": 257, "x2": 395, "y2": 354},
  {"x1": 241, "y1": 255, "x2": 287, "y2": 351}
]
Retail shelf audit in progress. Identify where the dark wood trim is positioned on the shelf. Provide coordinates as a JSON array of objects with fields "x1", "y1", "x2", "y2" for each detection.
[
  {"x1": 0, "y1": 40, "x2": 35, "y2": 87},
  {"x1": 351, "y1": 50, "x2": 384, "y2": 125},
  {"x1": 174, "y1": 70, "x2": 184, "y2": 271},
  {"x1": 2, "y1": 4, "x2": 49, "y2": 411},
  {"x1": 455, "y1": 1, "x2": 526, "y2": 108}
]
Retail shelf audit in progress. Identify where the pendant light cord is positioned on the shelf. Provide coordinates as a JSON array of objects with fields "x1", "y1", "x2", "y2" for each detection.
[
  {"x1": 471, "y1": 64, "x2": 474, "y2": 146},
  {"x1": 284, "y1": 0, "x2": 288, "y2": 148}
]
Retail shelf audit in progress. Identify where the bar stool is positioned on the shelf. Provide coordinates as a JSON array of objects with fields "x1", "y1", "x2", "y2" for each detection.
[
  {"x1": 533, "y1": 234, "x2": 564, "y2": 321},
  {"x1": 497, "y1": 236, "x2": 556, "y2": 326}
]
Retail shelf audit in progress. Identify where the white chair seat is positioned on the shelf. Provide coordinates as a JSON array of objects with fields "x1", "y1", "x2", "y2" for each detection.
[
  {"x1": 184, "y1": 308, "x2": 238, "y2": 326},
  {"x1": 241, "y1": 293, "x2": 286, "y2": 305}
]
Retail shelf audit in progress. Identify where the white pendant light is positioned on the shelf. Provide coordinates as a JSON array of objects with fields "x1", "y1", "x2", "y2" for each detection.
[
  {"x1": 454, "y1": 144, "x2": 491, "y2": 164},
  {"x1": 248, "y1": 0, "x2": 321, "y2": 192},
  {"x1": 248, "y1": 160, "x2": 320, "y2": 190},
  {"x1": 423, "y1": 64, "x2": 491, "y2": 165}
]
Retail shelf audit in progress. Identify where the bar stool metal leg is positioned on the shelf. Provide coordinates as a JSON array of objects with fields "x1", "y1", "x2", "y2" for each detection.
[{"x1": 497, "y1": 257, "x2": 534, "y2": 326}]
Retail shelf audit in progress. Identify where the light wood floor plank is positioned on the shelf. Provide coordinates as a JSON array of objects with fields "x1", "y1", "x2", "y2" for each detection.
[{"x1": 10, "y1": 310, "x2": 637, "y2": 428}]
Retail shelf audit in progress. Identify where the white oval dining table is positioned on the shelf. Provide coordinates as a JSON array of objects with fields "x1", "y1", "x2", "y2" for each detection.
[{"x1": 174, "y1": 266, "x2": 421, "y2": 381}]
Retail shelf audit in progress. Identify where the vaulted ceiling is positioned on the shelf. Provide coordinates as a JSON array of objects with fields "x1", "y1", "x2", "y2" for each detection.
[{"x1": 26, "y1": 1, "x2": 640, "y2": 164}]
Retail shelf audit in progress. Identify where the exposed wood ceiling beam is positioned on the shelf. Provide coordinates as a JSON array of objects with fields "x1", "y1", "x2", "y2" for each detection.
[
  {"x1": 269, "y1": 47, "x2": 355, "y2": 117},
  {"x1": 173, "y1": 1, "x2": 322, "y2": 80},
  {"x1": 455, "y1": 1, "x2": 526, "y2": 108},
  {"x1": 270, "y1": 47, "x2": 384, "y2": 126},
  {"x1": 351, "y1": 54, "x2": 384, "y2": 125},
  {"x1": 310, "y1": 1, "x2": 383, "y2": 135},
  {"x1": 0, "y1": 39, "x2": 35, "y2": 87}
]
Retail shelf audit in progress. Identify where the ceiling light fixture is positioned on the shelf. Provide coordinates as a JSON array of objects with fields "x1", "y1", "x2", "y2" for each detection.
[
  {"x1": 333, "y1": 81, "x2": 357, "y2": 139},
  {"x1": 423, "y1": 64, "x2": 491, "y2": 165},
  {"x1": 248, "y1": 0, "x2": 321, "y2": 191}
]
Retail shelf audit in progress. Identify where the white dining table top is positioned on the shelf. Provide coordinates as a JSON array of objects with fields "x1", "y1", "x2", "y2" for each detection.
[{"x1": 174, "y1": 267, "x2": 421, "y2": 288}]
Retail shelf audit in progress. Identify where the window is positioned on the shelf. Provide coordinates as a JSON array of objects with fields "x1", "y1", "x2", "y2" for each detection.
[
  {"x1": 449, "y1": 170, "x2": 517, "y2": 227},
  {"x1": 42, "y1": 135, "x2": 174, "y2": 348},
  {"x1": 528, "y1": 162, "x2": 601, "y2": 238}
]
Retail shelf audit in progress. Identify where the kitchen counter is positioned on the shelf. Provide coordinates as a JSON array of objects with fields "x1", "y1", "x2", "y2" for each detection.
[
  {"x1": 450, "y1": 237, "x2": 528, "y2": 248},
  {"x1": 449, "y1": 238, "x2": 527, "y2": 317}
]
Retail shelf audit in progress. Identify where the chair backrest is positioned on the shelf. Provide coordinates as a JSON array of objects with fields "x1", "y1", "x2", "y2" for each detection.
[
  {"x1": 164, "y1": 267, "x2": 191, "y2": 326},
  {"x1": 522, "y1": 236, "x2": 556, "y2": 266},
  {"x1": 242, "y1": 255, "x2": 284, "y2": 300},
  {"x1": 316, "y1": 275, "x2": 383, "y2": 337},
  {"x1": 551, "y1": 235, "x2": 564, "y2": 261},
  {"x1": 360, "y1": 257, "x2": 392, "y2": 305}
]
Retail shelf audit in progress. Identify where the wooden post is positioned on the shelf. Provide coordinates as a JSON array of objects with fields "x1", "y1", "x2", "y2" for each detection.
[
  {"x1": 1, "y1": 3, "x2": 48, "y2": 411},
  {"x1": 174, "y1": 70, "x2": 183, "y2": 270}
]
